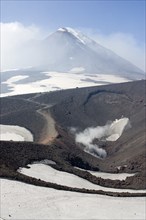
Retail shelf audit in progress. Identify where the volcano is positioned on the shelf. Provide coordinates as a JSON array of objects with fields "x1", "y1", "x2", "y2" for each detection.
[
  {"x1": 1, "y1": 27, "x2": 145, "y2": 97},
  {"x1": 37, "y1": 27, "x2": 144, "y2": 79}
]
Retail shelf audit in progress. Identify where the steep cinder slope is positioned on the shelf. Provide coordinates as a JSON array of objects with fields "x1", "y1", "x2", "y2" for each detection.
[
  {"x1": 0, "y1": 80, "x2": 145, "y2": 190},
  {"x1": 49, "y1": 80, "x2": 145, "y2": 128},
  {"x1": 49, "y1": 80, "x2": 146, "y2": 175}
]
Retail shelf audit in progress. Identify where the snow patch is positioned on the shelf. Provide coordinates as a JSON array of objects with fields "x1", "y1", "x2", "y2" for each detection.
[
  {"x1": 1, "y1": 68, "x2": 20, "y2": 72},
  {"x1": 107, "y1": 118, "x2": 131, "y2": 141},
  {"x1": 3, "y1": 75, "x2": 29, "y2": 84},
  {"x1": 90, "y1": 171, "x2": 135, "y2": 181},
  {"x1": 18, "y1": 163, "x2": 146, "y2": 193},
  {"x1": 75, "y1": 167, "x2": 135, "y2": 181},
  {"x1": 0, "y1": 124, "x2": 33, "y2": 141},
  {"x1": 58, "y1": 27, "x2": 67, "y2": 32},
  {"x1": 65, "y1": 27, "x2": 86, "y2": 45},
  {"x1": 69, "y1": 67, "x2": 85, "y2": 73}
]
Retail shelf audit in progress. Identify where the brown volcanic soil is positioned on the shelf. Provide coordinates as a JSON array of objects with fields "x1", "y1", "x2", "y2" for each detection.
[
  {"x1": 37, "y1": 108, "x2": 58, "y2": 144},
  {"x1": 0, "y1": 80, "x2": 146, "y2": 194}
]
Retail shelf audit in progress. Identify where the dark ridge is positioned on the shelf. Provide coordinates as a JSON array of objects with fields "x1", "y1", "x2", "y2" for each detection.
[{"x1": 83, "y1": 89, "x2": 128, "y2": 106}]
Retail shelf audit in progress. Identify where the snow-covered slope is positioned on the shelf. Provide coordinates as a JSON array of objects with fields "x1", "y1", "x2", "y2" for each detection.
[
  {"x1": 1, "y1": 27, "x2": 145, "y2": 97},
  {"x1": 1, "y1": 179, "x2": 146, "y2": 219}
]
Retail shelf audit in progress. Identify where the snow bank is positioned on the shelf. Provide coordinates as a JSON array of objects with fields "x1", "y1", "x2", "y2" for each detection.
[
  {"x1": 0, "y1": 124, "x2": 33, "y2": 141},
  {"x1": 90, "y1": 171, "x2": 135, "y2": 181},
  {"x1": 107, "y1": 118, "x2": 131, "y2": 141},
  {"x1": 75, "y1": 167, "x2": 135, "y2": 181},
  {"x1": 3, "y1": 75, "x2": 28, "y2": 84},
  {"x1": 18, "y1": 163, "x2": 146, "y2": 193},
  {"x1": 1, "y1": 179, "x2": 145, "y2": 219},
  {"x1": 33, "y1": 159, "x2": 56, "y2": 165}
]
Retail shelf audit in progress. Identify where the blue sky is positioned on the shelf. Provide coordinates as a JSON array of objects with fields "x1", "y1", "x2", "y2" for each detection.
[
  {"x1": 1, "y1": 0, "x2": 145, "y2": 42},
  {"x1": 1, "y1": 0, "x2": 145, "y2": 71}
]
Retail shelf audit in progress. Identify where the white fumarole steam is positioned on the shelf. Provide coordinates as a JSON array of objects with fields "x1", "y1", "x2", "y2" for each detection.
[{"x1": 75, "y1": 118, "x2": 131, "y2": 158}]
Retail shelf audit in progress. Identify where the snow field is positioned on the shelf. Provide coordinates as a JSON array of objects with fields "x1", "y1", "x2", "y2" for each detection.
[
  {"x1": 1, "y1": 72, "x2": 130, "y2": 97},
  {"x1": 1, "y1": 179, "x2": 145, "y2": 219}
]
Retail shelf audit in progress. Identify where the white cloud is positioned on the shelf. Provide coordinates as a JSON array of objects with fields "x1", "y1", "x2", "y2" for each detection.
[
  {"x1": 81, "y1": 28, "x2": 145, "y2": 71},
  {"x1": 96, "y1": 33, "x2": 145, "y2": 71},
  {"x1": 0, "y1": 22, "x2": 46, "y2": 70}
]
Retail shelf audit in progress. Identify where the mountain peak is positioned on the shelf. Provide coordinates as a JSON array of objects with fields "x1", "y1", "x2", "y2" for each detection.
[
  {"x1": 58, "y1": 27, "x2": 69, "y2": 32},
  {"x1": 58, "y1": 27, "x2": 76, "y2": 33},
  {"x1": 58, "y1": 27, "x2": 92, "y2": 45},
  {"x1": 42, "y1": 27, "x2": 144, "y2": 79},
  {"x1": 57, "y1": 27, "x2": 87, "y2": 45}
]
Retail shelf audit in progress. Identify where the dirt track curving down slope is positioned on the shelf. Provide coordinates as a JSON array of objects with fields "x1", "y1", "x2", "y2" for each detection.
[{"x1": 37, "y1": 108, "x2": 58, "y2": 144}]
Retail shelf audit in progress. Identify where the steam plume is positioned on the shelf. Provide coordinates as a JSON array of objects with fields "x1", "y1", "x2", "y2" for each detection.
[{"x1": 75, "y1": 118, "x2": 131, "y2": 158}]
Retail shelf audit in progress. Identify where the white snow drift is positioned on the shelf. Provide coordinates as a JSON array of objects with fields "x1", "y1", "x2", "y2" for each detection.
[
  {"x1": 75, "y1": 117, "x2": 131, "y2": 158},
  {"x1": 3, "y1": 75, "x2": 29, "y2": 84},
  {"x1": 106, "y1": 118, "x2": 131, "y2": 141},
  {"x1": 1, "y1": 179, "x2": 145, "y2": 220},
  {"x1": 18, "y1": 163, "x2": 146, "y2": 193},
  {"x1": 90, "y1": 170, "x2": 135, "y2": 181},
  {"x1": 0, "y1": 124, "x2": 33, "y2": 141},
  {"x1": 75, "y1": 167, "x2": 135, "y2": 181}
]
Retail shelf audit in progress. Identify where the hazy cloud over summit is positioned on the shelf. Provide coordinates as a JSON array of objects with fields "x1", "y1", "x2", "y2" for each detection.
[
  {"x1": 1, "y1": 22, "x2": 145, "y2": 71},
  {"x1": 1, "y1": 22, "x2": 45, "y2": 70},
  {"x1": 80, "y1": 28, "x2": 145, "y2": 71}
]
